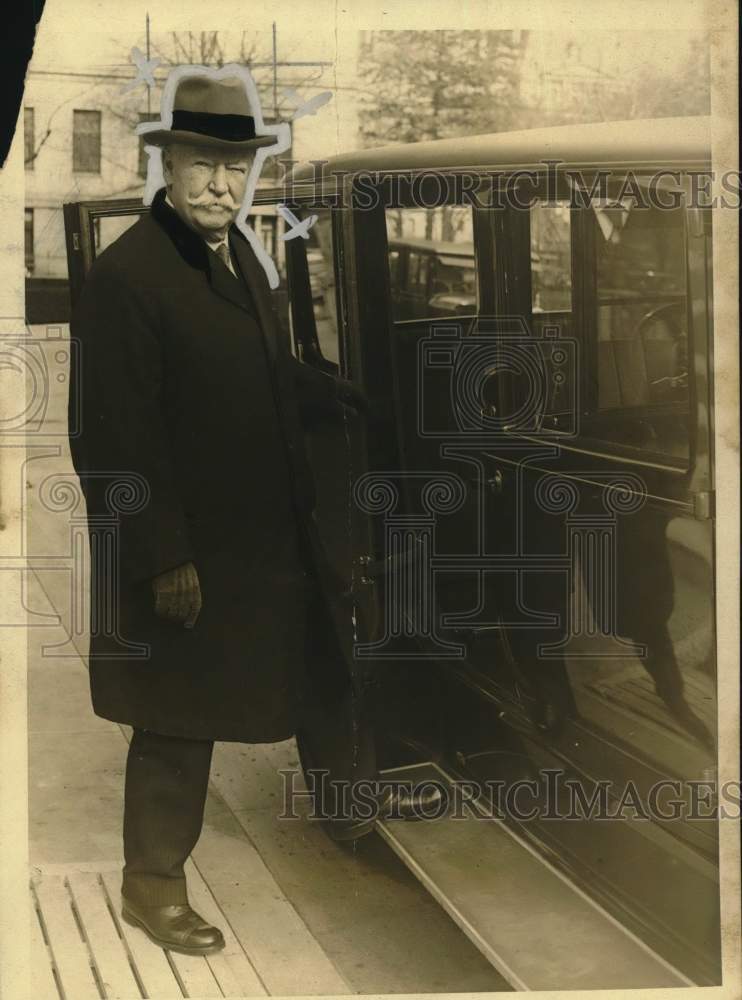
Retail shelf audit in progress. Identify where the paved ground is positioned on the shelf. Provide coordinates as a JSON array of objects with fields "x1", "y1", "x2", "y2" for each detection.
[{"x1": 24, "y1": 327, "x2": 509, "y2": 995}]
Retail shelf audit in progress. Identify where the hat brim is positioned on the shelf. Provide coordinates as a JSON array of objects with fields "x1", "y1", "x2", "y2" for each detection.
[{"x1": 142, "y1": 129, "x2": 278, "y2": 151}]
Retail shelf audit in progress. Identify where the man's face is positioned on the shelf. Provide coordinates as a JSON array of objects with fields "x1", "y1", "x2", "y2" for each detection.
[{"x1": 162, "y1": 143, "x2": 253, "y2": 241}]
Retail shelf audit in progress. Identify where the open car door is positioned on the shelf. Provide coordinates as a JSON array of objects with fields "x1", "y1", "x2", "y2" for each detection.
[{"x1": 63, "y1": 199, "x2": 146, "y2": 307}]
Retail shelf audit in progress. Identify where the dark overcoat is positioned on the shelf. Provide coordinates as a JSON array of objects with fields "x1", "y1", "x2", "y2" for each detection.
[{"x1": 69, "y1": 188, "x2": 348, "y2": 742}]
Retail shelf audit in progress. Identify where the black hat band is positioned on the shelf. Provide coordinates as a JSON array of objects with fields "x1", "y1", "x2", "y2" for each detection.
[{"x1": 170, "y1": 109, "x2": 259, "y2": 142}]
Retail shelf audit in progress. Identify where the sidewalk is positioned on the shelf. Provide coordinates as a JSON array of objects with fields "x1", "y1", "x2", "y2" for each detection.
[
  {"x1": 29, "y1": 567, "x2": 356, "y2": 997},
  {"x1": 25, "y1": 332, "x2": 508, "y2": 996}
]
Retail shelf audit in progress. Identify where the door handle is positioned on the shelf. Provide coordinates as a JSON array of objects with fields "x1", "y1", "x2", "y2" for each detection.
[
  {"x1": 487, "y1": 471, "x2": 504, "y2": 495},
  {"x1": 334, "y1": 379, "x2": 369, "y2": 414},
  {"x1": 467, "y1": 470, "x2": 504, "y2": 495}
]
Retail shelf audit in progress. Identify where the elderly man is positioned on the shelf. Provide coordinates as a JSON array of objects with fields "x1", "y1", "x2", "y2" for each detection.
[{"x1": 68, "y1": 73, "x2": 424, "y2": 957}]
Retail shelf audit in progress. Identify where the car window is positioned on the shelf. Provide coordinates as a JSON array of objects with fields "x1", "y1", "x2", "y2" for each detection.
[
  {"x1": 584, "y1": 197, "x2": 690, "y2": 463},
  {"x1": 269, "y1": 268, "x2": 295, "y2": 358},
  {"x1": 385, "y1": 206, "x2": 476, "y2": 322},
  {"x1": 388, "y1": 248, "x2": 401, "y2": 288},
  {"x1": 305, "y1": 210, "x2": 339, "y2": 365},
  {"x1": 407, "y1": 251, "x2": 429, "y2": 293},
  {"x1": 95, "y1": 213, "x2": 143, "y2": 255},
  {"x1": 277, "y1": 207, "x2": 341, "y2": 373},
  {"x1": 248, "y1": 209, "x2": 293, "y2": 353},
  {"x1": 530, "y1": 201, "x2": 572, "y2": 322},
  {"x1": 526, "y1": 200, "x2": 576, "y2": 423}
]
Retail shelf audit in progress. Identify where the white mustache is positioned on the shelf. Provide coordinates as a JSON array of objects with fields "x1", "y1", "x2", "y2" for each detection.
[{"x1": 188, "y1": 198, "x2": 236, "y2": 210}]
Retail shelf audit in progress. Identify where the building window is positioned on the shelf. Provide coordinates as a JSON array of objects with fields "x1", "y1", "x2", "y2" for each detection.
[
  {"x1": 138, "y1": 113, "x2": 159, "y2": 177},
  {"x1": 24, "y1": 208, "x2": 34, "y2": 274},
  {"x1": 73, "y1": 110, "x2": 102, "y2": 173},
  {"x1": 24, "y1": 107, "x2": 34, "y2": 169}
]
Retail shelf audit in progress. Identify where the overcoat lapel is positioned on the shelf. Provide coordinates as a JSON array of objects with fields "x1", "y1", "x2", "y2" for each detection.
[
  {"x1": 206, "y1": 248, "x2": 255, "y2": 315},
  {"x1": 229, "y1": 230, "x2": 279, "y2": 366},
  {"x1": 149, "y1": 189, "x2": 300, "y2": 487},
  {"x1": 149, "y1": 188, "x2": 283, "y2": 369}
]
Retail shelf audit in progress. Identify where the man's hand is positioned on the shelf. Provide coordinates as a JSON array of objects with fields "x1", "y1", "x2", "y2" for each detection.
[{"x1": 151, "y1": 561, "x2": 202, "y2": 628}]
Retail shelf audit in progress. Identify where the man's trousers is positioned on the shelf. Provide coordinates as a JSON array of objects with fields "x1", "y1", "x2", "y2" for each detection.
[
  {"x1": 122, "y1": 728, "x2": 214, "y2": 906},
  {"x1": 120, "y1": 583, "x2": 379, "y2": 904}
]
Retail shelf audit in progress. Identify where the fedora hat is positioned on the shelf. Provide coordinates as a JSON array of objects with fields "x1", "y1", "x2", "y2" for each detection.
[{"x1": 143, "y1": 74, "x2": 276, "y2": 150}]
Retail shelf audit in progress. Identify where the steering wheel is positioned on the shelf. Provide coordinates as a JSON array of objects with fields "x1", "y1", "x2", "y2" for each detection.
[{"x1": 636, "y1": 300, "x2": 688, "y2": 399}]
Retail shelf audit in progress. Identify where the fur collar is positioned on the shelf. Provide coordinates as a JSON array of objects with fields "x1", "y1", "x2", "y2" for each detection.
[{"x1": 150, "y1": 187, "x2": 249, "y2": 272}]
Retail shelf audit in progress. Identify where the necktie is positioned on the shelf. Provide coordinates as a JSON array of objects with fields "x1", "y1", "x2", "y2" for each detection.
[
  {"x1": 212, "y1": 240, "x2": 257, "y2": 318},
  {"x1": 215, "y1": 241, "x2": 232, "y2": 273}
]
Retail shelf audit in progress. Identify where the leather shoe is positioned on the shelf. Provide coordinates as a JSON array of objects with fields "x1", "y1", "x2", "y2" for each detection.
[
  {"x1": 122, "y1": 899, "x2": 225, "y2": 956},
  {"x1": 324, "y1": 786, "x2": 395, "y2": 842},
  {"x1": 325, "y1": 782, "x2": 447, "y2": 839},
  {"x1": 381, "y1": 782, "x2": 446, "y2": 821}
]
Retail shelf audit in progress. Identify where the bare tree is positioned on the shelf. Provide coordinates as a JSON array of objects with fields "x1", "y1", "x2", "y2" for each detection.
[{"x1": 150, "y1": 30, "x2": 328, "y2": 121}]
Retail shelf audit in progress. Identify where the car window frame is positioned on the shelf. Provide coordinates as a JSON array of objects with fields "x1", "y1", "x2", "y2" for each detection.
[
  {"x1": 571, "y1": 172, "x2": 696, "y2": 475},
  {"x1": 280, "y1": 202, "x2": 346, "y2": 378},
  {"x1": 381, "y1": 174, "x2": 493, "y2": 329},
  {"x1": 492, "y1": 169, "x2": 701, "y2": 477},
  {"x1": 63, "y1": 198, "x2": 146, "y2": 307}
]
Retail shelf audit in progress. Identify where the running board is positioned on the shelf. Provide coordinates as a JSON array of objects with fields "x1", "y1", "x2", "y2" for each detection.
[{"x1": 376, "y1": 762, "x2": 692, "y2": 992}]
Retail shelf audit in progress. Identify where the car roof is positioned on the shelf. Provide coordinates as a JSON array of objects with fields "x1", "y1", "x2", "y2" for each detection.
[{"x1": 292, "y1": 116, "x2": 711, "y2": 181}]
